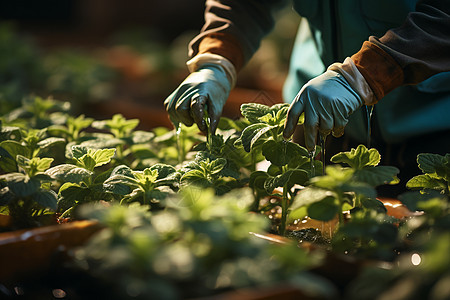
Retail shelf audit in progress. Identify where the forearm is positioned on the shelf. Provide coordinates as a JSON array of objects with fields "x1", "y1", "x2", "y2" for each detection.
[
  {"x1": 188, "y1": 0, "x2": 286, "y2": 72},
  {"x1": 351, "y1": 0, "x2": 450, "y2": 101}
]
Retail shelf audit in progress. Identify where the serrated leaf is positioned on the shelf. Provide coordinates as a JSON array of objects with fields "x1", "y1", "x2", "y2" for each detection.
[
  {"x1": 239, "y1": 123, "x2": 272, "y2": 152},
  {"x1": 71, "y1": 145, "x2": 89, "y2": 159},
  {"x1": 88, "y1": 148, "x2": 116, "y2": 167},
  {"x1": 354, "y1": 166, "x2": 400, "y2": 187},
  {"x1": 209, "y1": 158, "x2": 227, "y2": 175},
  {"x1": 331, "y1": 144, "x2": 380, "y2": 169},
  {"x1": 262, "y1": 140, "x2": 308, "y2": 167},
  {"x1": 103, "y1": 174, "x2": 138, "y2": 195},
  {"x1": 110, "y1": 165, "x2": 134, "y2": 177},
  {"x1": 417, "y1": 153, "x2": 444, "y2": 174},
  {"x1": 240, "y1": 103, "x2": 271, "y2": 123},
  {"x1": 149, "y1": 164, "x2": 176, "y2": 179},
  {"x1": 406, "y1": 174, "x2": 448, "y2": 191},
  {"x1": 45, "y1": 164, "x2": 93, "y2": 183},
  {"x1": 33, "y1": 189, "x2": 58, "y2": 210}
]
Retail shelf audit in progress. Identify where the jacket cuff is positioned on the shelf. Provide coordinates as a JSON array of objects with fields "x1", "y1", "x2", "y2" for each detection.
[
  {"x1": 186, "y1": 53, "x2": 237, "y2": 88},
  {"x1": 328, "y1": 57, "x2": 377, "y2": 105},
  {"x1": 194, "y1": 33, "x2": 245, "y2": 73},
  {"x1": 351, "y1": 41, "x2": 404, "y2": 101}
]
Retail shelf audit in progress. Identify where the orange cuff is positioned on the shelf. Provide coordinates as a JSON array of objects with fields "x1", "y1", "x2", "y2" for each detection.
[
  {"x1": 197, "y1": 33, "x2": 245, "y2": 72},
  {"x1": 351, "y1": 41, "x2": 404, "y2": 101}
]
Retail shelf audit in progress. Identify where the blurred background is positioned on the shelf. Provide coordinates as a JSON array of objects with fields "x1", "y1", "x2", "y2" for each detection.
[{"x1": 0, "y1": 0, "x2": 300, "y2": 129}]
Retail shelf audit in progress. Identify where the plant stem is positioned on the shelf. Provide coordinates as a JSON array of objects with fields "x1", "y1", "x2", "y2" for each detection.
[{"x1": 280, "y1": 183, "x2": 289, "y2": 236}]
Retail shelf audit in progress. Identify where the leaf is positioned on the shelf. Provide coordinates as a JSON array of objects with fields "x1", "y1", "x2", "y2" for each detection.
[
  {"x1": 290, "y1": 187, "x2": 334, "y2": 211},
  {"x1": 265, "y1": 169, "x2": 309, "y2": 193},
  {"x1": 8, "y1": 176, "x2": 40, "y2": 197},
  {"x1": 71, "y1": 145, "x2": 89, "y2": 159},
  {"x1": 209, "y1": 158, "x2": 227, "y2": 175},
  {"x1": 417, "y1": 153, "x2": 444, "y2": 174},
  {"x1": 181, "y1": 170, "x2": 210, "y2": 188},
  {"x1": 131, "y1": 130, "x2": 155, "y2": 144},
  {"x1": 307, "y1": 197, "x2": 339, "y2": 221},
  {"x1": 88, "y1": 148, "x2": 116, "y2": 167},
  {"x1": 406, "y1": 174, "x2": 448, "y2": 191},
  {"x1": 239, "y1": 123, "x2": 273, "y2": 152},
  {"x1": 360, "y1": 198, "x2": 387, "y2": 213},
  {"x1": 330, "y1": 144, "x2": 380, "y2": 169},
  {"x1": 79, "y1": 155, "x2": 97, "y2": 171},
  {"x1": 0, "y1": 140, "x2": 31, "y2": 159},
  {"x1": 58, "y1": 182, "x2": 88, "y2": 211},
  {"x1": 240, "y1": 103, "x2": 271, "y2": 123},
  {"x1": 0, "y1": 147, "x2": 18, "y2": 173},
  {"x1": 354, "y1": 166, "x2": 400, "y2": 187},
  {"x1": 110, "y1": 165, "x2": 134, "y2": 177},
  {"x1": 262, "y1": 140, "x2": 308, "y2": 167},
  {"x1": 37, "y1": 137, "x2": 66, "y2": 150},
  {"x1": 103, "y1": 174, "x2": 138, "y2": 195},
  {"x1": 80, "y1": 137, "x2": 124, "y2": 149},
  {"x1": 341, "y1": 182, "x2": 377, "y2": 199},
  {"x1": 33, "y1": 189, "x2": 58, "y2": 210},
  {"x1": 249, "y1": 171, "x2": 269, "y2": 191},
  {"x1": 149, "y1": 164, "x2": 176, "y2": 180},
  {"x1": 45, "y1": 164, "x2": 93, "y2": 183}
]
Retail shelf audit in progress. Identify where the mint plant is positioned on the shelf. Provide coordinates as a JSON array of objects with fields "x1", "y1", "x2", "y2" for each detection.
[
  {"x1": 103, "y1": 164, "x2": 178, "y2": 207},
  {"x1": 45, "y1": 145, "x2": 116, "y2": 217},
  {"x1": 0, "y1": 155, "x2": 57, "y2": 228},
  {"x1": 179, "y1": 152, "x2": 241, "y2": 196},
  {"x1": 406, "y1": 153, "x2": 450, "y2": 195},
  {"x1": 236, "y1": 103, "x2": 320, "y2": 235},
  {"x1": 290, "y1": 145, "x2": 399, "y2": 228}
]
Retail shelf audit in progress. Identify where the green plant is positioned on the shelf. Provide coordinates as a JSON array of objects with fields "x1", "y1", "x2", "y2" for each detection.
[
  {"x1": 71, "y1": 187, "x2": 321, "y2": 299},
  {"x1": 45, "y1": 145, "x2": 116, "y2": 217},
  {"x1": 290, "y1": 145, "x2": 399, "y2": 226},
  {"x1": 103, "y1": 164, "x2": 178, "y2": 207},
  {"x1": 406, "y1": 153, "x2": 450, "y2": 195},
  {"x1": 236, "y1": 103, "x2": 319, "y2": 235},
  {"x1": 0, "y1": 155, "x2": 57, "y2": 228}
]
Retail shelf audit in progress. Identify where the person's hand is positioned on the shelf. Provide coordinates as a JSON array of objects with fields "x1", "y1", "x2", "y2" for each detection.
[
  {"x1": 164, "y1": 64, "x2": 231, "y2": 134},
  {"x1": 283, "y1": 70, "x2": 364, "y2": 151}
]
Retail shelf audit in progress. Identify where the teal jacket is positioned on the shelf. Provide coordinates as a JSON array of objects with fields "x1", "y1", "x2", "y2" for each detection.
[{"x1": 189, "y1": 0, "x2": 450, "y2": 144}]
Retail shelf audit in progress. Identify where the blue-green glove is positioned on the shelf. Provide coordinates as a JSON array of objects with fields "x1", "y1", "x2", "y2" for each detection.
[
  {"x1": 164, "y1": 64, "x2": 231, "y2": 134},
  {"x1": 283, "y1": 70, "x2": 364, "y2": 151}
]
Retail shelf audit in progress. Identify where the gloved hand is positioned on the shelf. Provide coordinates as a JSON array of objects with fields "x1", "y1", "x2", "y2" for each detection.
[
  {"x1": 283, "y1": 70, "x2": 364, "y2": 151},
  {"x1": 164, "y1": 64, "x2": 231, "y2": 135}
]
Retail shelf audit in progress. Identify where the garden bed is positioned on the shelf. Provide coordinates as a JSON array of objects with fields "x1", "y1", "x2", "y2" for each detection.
[{"x1": 1, "y1": 97, "x2": 449, "y2": 299}]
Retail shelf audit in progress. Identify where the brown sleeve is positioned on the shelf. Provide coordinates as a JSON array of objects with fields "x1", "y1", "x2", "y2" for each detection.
[
  {"x1": 351, "y1": 0, "x2": 450, "y2": 101},
  {"x1": 351, "y1": 41, "x2": 404, "y2": 101},
  {"x1": 197, "y1": 33, "x2": 245, "y2": 72},
  {"x1": 188, "y1": 0, "x2": 286, "y2": 72}
]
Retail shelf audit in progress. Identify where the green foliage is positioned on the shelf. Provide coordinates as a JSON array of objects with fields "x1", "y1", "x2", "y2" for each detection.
[
  {"x1": 103, "y1": 164, "x2": 178, "y2": 206},
  {"x1": 0, "y1": 155, "x2": 56, "y2": 228},
  {"x1": 72, "y1": 188, "x2": 317, "y2": 299},
  {"x1": 406, "y1": 153, "x2": 450, "y2": 195},
  {"x1": 331, "y1": 144, "x2": 400, "y2": 186}
]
